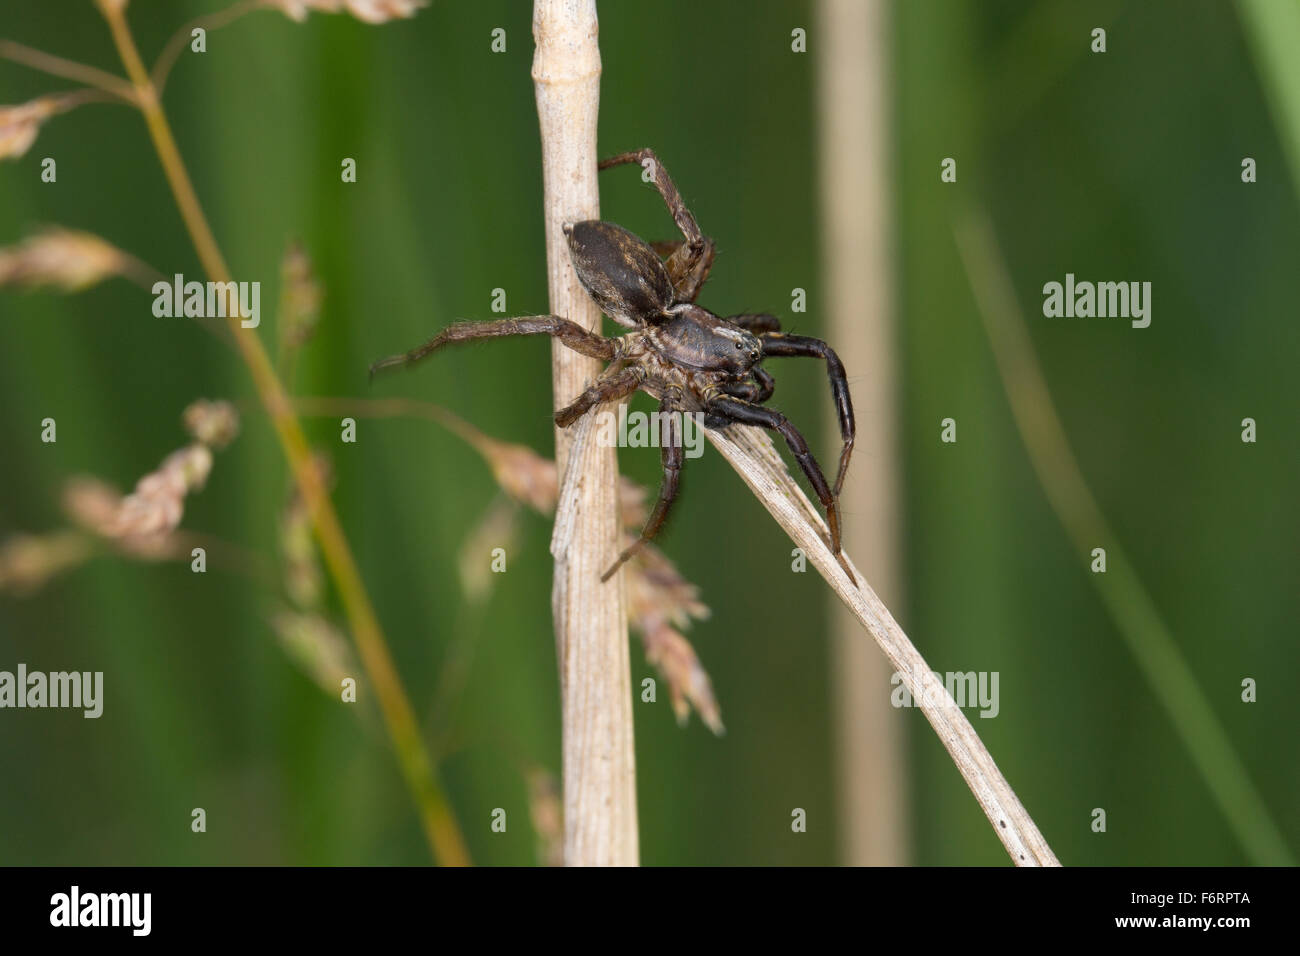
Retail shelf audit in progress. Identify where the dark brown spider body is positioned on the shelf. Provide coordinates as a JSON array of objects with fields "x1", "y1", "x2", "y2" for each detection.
[
  {"x1": 609, "y1": 312, "x2": 760, "y2": 414},
  {"x1": 650, "y1": 304, "x2": 763, "y2": 376},
  {"x1": 372, "y1": 148, "x2": 856, "y2": 583},
  {"x1": 564, "y1": 220, "x2": 674, "y2": 328}
]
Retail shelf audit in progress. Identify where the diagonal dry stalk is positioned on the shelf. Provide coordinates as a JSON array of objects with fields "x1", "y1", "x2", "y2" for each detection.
[
  {"x1": 84, "y1": 0, "x2": 468, "y2": 866},
  {"x1": 0, "y1": 38, "x2": 138, "y2": 101},
  {"x1": 533, "y1": 0, "x2": 638, "y2": 867},
  {"x1": 706, "y1": 425, "x2": 1061, "y2": 866}
]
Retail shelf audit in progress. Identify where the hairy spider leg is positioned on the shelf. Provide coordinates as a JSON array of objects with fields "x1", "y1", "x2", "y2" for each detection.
[
  {"x1": 368, "y1": 316, "x2": 614, "y2": 379},
  {"x1": 600, "y1": 148, "x2": 716, "y2": 304},
  {"x1": 759, "y1": 333, "x2": 856, "y2": 497},
  {"x1": 554, "y1": 367, "x2": 644, "y2": 428},
  {"x1": 650, "y1": 238, "x2": 717, "y2": 304},
  {"x1": 601, "y1": 397, "x2": 684, "y2": 582},
  {"x1": 724, "y1": 312, "x2": 784, "y2": 335},
  {"x1": 704, "y1": 395, "x2": 855, "y2": 583},
  {"x1": 719, "y1": 315, "x2": 854, "y2": 496}
]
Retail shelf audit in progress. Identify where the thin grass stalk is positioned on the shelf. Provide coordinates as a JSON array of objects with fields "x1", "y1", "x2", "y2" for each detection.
[
  {"x1": 816, "y1": 0, "x2": 907, "y2": 865},
  {"x1": 0, "y1": 38, "x2": 137, "y2": 101},
  {"x1": 706, "y1": 424, "x2": 1060, "y2": 866},
  {"x1": 532, "y1": 0, "x2": 639, "y2": 867},
  {"x1": 93, "y1": 0, "x2": 469, "y2": 867}
]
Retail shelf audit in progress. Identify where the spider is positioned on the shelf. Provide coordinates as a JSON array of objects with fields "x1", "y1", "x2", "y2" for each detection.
[{"x1": 371, "y1": 148, "x2": 855, "y2": 583}]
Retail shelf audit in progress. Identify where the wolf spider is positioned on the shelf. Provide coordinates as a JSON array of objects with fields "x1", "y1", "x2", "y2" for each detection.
[{"x1": 371, "y1": 149, "x2": 855, "y2": 583}]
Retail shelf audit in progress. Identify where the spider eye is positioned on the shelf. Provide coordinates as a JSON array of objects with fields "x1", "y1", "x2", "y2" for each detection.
[{"x1": 735, "y1": 342, "x2": 743, "y2": 349}]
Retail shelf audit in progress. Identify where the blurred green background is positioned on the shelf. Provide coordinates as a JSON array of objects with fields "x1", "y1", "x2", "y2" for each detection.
[{"x1": 0, "y1": 0, "x2": 1296, "y2": 865}]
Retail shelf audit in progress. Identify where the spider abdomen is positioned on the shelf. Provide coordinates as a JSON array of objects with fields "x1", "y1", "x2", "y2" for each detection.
[{"x1": 563, "y1": 220, "x2": 674, "y2": 327}]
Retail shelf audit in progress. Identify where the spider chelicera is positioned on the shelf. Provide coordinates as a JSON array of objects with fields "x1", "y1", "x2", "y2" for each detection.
[{"x1": 371, "y1": 148, "x2": 855, "y2": 582}]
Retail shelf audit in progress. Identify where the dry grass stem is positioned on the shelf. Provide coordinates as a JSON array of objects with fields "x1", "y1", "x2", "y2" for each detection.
[
  {"x1": 0, "y1": 39, "x2": 137, "y2": 102},
  {"x1": 706, "y1": 423, "x2": 1061, "y2": 866},
  {"x1": 533, "y1": 0, "x2": 638, "y2": 866}
]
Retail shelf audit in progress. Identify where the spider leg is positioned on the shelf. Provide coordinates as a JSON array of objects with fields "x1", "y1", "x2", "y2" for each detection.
[
  {"x1": 600, "y1": 148, "x2": 715, "y2": 303},
  {"x1": 672, "y1": 239, "x2": 715, "y2": 304},
  {"x1": 650, "y1": 238, "x2": 717, "y2": 304},
  {"x1": 725, "y1": 312, "x2": 783, "y2": 335},
  {"x1": 599, "y1": 149, "x2": 704, "y2": 245},
  {"x1": 601, "y1": 399, "x2": 684, "y2": 582},
  {"x1": 705, "y1": 395, "x2": 851, "y2": 578},
  {"x1": 722, "y1": 365, "x2": 775, "y2": 403},
  {"x1": 760, "y1": 333, "x2": 856, "y2": 497},
  {"x1": 369, "y1": 316, "x2": 614, "y2": 379},
  {"x1": 554, "y1": 367, "x2": 644, "y2": 428}
]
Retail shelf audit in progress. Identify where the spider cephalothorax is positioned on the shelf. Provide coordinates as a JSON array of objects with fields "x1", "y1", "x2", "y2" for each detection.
[{"x1": 371, "y1": 149, "x2": 855, "y2": 582}]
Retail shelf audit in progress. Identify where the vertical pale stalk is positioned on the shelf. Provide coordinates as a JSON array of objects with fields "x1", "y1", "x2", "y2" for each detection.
[
  {"x1": 93, "y1": 0, "x2": 468, "y2": 866},
  {"x1": 532, "y1": 0, "x2": 639, "y2": 867},
  {"x1": 815, "y1": 0, "x2": 907, "y2": 865}
]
